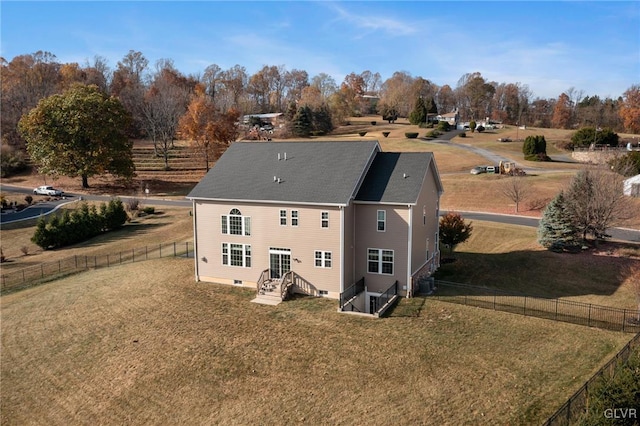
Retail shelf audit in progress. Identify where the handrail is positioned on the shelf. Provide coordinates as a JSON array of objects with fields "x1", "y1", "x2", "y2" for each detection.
[
  {"x1": 279, "y1": 270, "x2": 296, "y2": 300},
  {"x1": 340, "y1": 277, "x2": 365, "y2": 311},
  {"x1": 376, "y1": 280, "x2": 398, "y2": 313},
  {"x1": 256, "y1": 268, "x2": 270, "y2": 293}
]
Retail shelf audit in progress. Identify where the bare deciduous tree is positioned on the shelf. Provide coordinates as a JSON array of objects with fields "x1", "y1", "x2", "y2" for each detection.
[
  {"x1": 501, "y1": 176, "x2": 529, "y2": 213},
  {"x1": 565, "y1": 168, "x2": 636, "y2": 243}
]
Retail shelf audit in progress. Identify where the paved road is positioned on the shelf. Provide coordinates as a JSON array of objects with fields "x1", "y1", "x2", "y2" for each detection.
[{"x1": 3, "y1": 184, "x2": 638, "y2": 242}]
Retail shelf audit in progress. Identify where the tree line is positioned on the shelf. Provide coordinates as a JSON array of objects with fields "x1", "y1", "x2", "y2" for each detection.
[{"x1": 3, "y1": 50, "x2": 639, "y2": 151}]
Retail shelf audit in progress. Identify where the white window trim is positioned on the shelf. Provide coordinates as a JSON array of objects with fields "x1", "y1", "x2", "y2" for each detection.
[
  {"x1": 367, "y1": 248, "x2": 394, "y2": 275},
  {"x1": 280, "y1": 209, "x2": 287, "y2": 226},
  {"x1": 291, "y1": 210, "x2": 299, "y2": 227},
  {"x1": 221, "y1": 211, "x2": 251, "y2": 236},
  {"x1": 321, "y1": 211, "x2": 329, "y2": 228},
  {"x1": 377, "y1": 209, "x2": 386, "y2": 232},
  {"x1": 314, "y1": 250, "x2": 332, "y2": 268},
  {"x1": 222, "y1": 243, "x2": 252, "y2": 268}
]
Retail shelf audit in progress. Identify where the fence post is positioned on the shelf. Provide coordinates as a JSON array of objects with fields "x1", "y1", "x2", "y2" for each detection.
[
  {"x1": 493, "y1": 291, "x2": 496, "y2": 310},
  {"x1": 588, "y1": 304, "x2": 592, "y2": 327},
  {"x1": 132, "y1": 248, "x2": 135, "y2": 263},
  {"x1": 622, "y1": 310, "x2": 626, "y2": 333},
  {"x1": 119, "y1": 251, "x2": 122, "y2": 265},
  {"x1": 145, "y1": 246, "x2": 148, "y2": 260},
  {"x1": 555, "y1": 299, "x2": 559, "y2": 321},
  {"x1": 107, "y1": 254, "x2": 110, "y2": 267},
  {"x1": 58, "y1": 260, "x2": 61, "y2": 273},
  {"x1": 41, "y1": 264, "x2": 44, "y2": 278},
  {"x1": 174, "y1": 242, "x2": 176, "y2": 257},
  {"x1": 186, "y1": 242, "x2": 189, "y2": 257},
  {"x1": 75, "y1": 255, "x2": 78, "y2": 269},
  {"x1": 523, "y1": 296, "x2": 527, "y2": 316},
  {"x1": 160, "y1": 243, "x2": 162, "y2": 258}
]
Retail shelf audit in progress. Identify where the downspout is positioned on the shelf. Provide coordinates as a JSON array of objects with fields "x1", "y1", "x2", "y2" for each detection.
[
  {"x1": 192, "y1": 200, "x2": 199, "y2": 281},
  {"x1": 407, "y1": 205, "x2": 413, "y2": 298},
  {"x1": 340, "y1": 205, "x2": 345, "y2": 294}
]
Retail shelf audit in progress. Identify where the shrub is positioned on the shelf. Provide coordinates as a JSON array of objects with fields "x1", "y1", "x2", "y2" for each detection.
[
  {"x1": 0, "y1": 145, "x2": 28, "y2": 178},
  {"x1": 469, "y1": 121, "x2": 477, "y2": 133},
  {"x1": 571, "y1": 127, "x2": 619, "y2": 149},
  {"x1": 459, "y1": 132, "x2": 466, "y2": 138},
  {"x1": 310, "y1": 130, "x2": 326, "y2": 136},
  {"x1": 24, "y1": 195, "x2": 33, "y2": 205},
  {"x1": 382, "y1": 131, "x2": 390, "y2": 138},
  {"x1": 370, "y1": 121, "x2": 376, "y2": 125},
  {"x1": 358, "y1": 131, "x2": 367, "y2": 137},
  {"x1": 143, "y1": 206, "x2": 155, "y2": 214},
  {"x1": 31, "y1": 200, "x2": 128, "y2": 250},
  {"x1": 125, "y1": 198, "x2": 140, "y2": 212},
  {"x1": 437, "y1": 121, "x2": 451, "y2": 132},
  {"x1": 405, "y1": 132, "x2": 419, "y2": 139},
  {"x1": 476, "y1": 125, "x2": 485, "y2": 133},
  {"x1": 426, "y1": 130, "x2": 441, "y2": 138},
  {"x1": 523, "y1": 135, "x2": 550, "y2": 161}
]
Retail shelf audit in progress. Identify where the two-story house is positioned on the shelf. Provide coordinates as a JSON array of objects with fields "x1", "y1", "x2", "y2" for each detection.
[{"x1": 186, "y1": 140, "x2": 443, "y2": 315}]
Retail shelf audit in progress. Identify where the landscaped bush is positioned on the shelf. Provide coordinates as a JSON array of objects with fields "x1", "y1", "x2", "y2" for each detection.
[
  {"x1": 310, "y1": 130, "x2": 326, "y2": 136},
  {"x1": 523, "y1": 135, "x2": 550, "y2": 161},
  {"x1": 143, "y1": 206, "x2": 155, "y2": 214},
  {"x1": 382, "y1": 131, "x2": 390, "y2": 138},
  {"x1": 437, "y1": 121, "x2": 451, "y2": 132},
  {"x1": 405, "y1": 132, "x2": 419, "y2": 139},
  {"x1": 370, "y1": 121, "x2": 376, "y2": 125},
  {"x1": 459, "y1": 132, "x2": 466, "y2": 138},
  {"x1": 32, "y1": 199, "x2": 128, "y2": 250},
  {"x1": 24, "y1": 195, "x2": 33, "y2": 205},
  {"x1": 426, "y1": 130, "x2": 441, "y2": 138},
  {"x1": 476, "y1": 125, "x2": 485, "y2": 133},
  {"x1": 358, "y1": 131, "x2": 367, "y2": 137}
]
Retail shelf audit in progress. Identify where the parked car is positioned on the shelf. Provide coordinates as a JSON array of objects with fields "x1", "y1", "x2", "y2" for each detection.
[
  {"x1": 33, "y1": 185, "x2": 63, "y2": 196},
  {"x1": 486, "y1": 165, "x2": 496, "y2": 173},
  {"x1": 470, "y1": 166, "x2": 487, "y2": 175}
]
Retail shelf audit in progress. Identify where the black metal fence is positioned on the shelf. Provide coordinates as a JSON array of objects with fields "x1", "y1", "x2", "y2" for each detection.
[
  {"x1": 1, "y1": 241, "x2": 193, "y2": 294},
  {"x1": 431, "y1": 280, "x2": 640, "y2": 333},
  {"x1": 543, "y1": 332, "x2": 640, "y2": 426}
]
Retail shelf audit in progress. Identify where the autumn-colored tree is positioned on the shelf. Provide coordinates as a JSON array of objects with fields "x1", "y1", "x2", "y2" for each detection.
[
  {"x1": 439, "y1": 212, "x2": 473, "y2": 256},
  {"x1": 619, "y1": 85, "x2": 640, "y2": 134},
  {"x1": 436, "y1": 84, "x2": 456, "y2": 116},
  {"x1": 179, "y1": 85, "x2": 239, "y2": 171},
  {"x1": 551, "y1": 93, "x2": 573, "y2": 129},
  {"x1": 19, "y1": 84, "x2": 134, "y2": 188}
]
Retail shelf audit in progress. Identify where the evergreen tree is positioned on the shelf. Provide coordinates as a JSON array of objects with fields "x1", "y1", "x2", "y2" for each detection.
[
  {"x1": 409, "y1": 97, "x2": 427, "y2": 125},
  {"x1": 291, "y1": 105, "x2": 312, "y2": 137},
  {"x1": 537, "y1": 192, "x2": 579, "y2": 252},
  {"x1": 312, "y1": 104, "x2": 334, "y2": 135}
]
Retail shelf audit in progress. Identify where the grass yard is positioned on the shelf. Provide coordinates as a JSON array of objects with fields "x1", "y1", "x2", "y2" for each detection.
[
  {"x1": 0, "y1": 205, "x2": 193, "y2": 273},
  {"x1": 0, "y1": 258, "x2": 632, "y2": 425},
  {"x1": 436, "y1": 221, "x2": 640, "y2": 309}
]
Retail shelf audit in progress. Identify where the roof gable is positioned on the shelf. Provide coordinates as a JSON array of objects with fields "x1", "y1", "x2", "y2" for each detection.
[
  {"x1": 355, "y1": 152, "x2": 441, "y2": 204},
  {"x1": 187, "y1": 141, "x2": 380, "y2": 205}
]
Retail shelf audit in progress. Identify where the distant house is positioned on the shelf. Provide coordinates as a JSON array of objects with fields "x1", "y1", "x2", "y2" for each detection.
[
  {"x1": 624, "y1": 174, "x2": 640, "y2": 197},
  {"x1": 186, "y1": 141, "x2": 444, "y2": 316},
  {"x1": 242, "y1": 113, "x2": 284, "y2": 127},
  {"x1": 436, "y1": 109, "x2": 459, "y2": 126}
]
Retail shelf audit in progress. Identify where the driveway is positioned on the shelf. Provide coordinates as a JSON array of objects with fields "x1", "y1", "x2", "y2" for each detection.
[{"x1": 0, "y1": 196, "x2": 78, "y2": 224}]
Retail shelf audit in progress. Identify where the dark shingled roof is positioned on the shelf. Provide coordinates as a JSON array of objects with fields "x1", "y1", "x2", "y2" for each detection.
[
  {"x1": 355, "y1": 152, "x2": 435, "y2": 204},
  {"x1": 187, "y1": 141, "x2": 380, "y2": 205}
]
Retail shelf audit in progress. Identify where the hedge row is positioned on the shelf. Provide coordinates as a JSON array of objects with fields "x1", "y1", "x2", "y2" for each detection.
[{"x1": 32, "y1": 199, "x2": 128, "y2": 249}]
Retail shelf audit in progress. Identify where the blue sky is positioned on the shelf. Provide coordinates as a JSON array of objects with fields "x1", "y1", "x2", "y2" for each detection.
[{"x1": 2, "y1": 1, "x2": 638, "y2": 100}]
